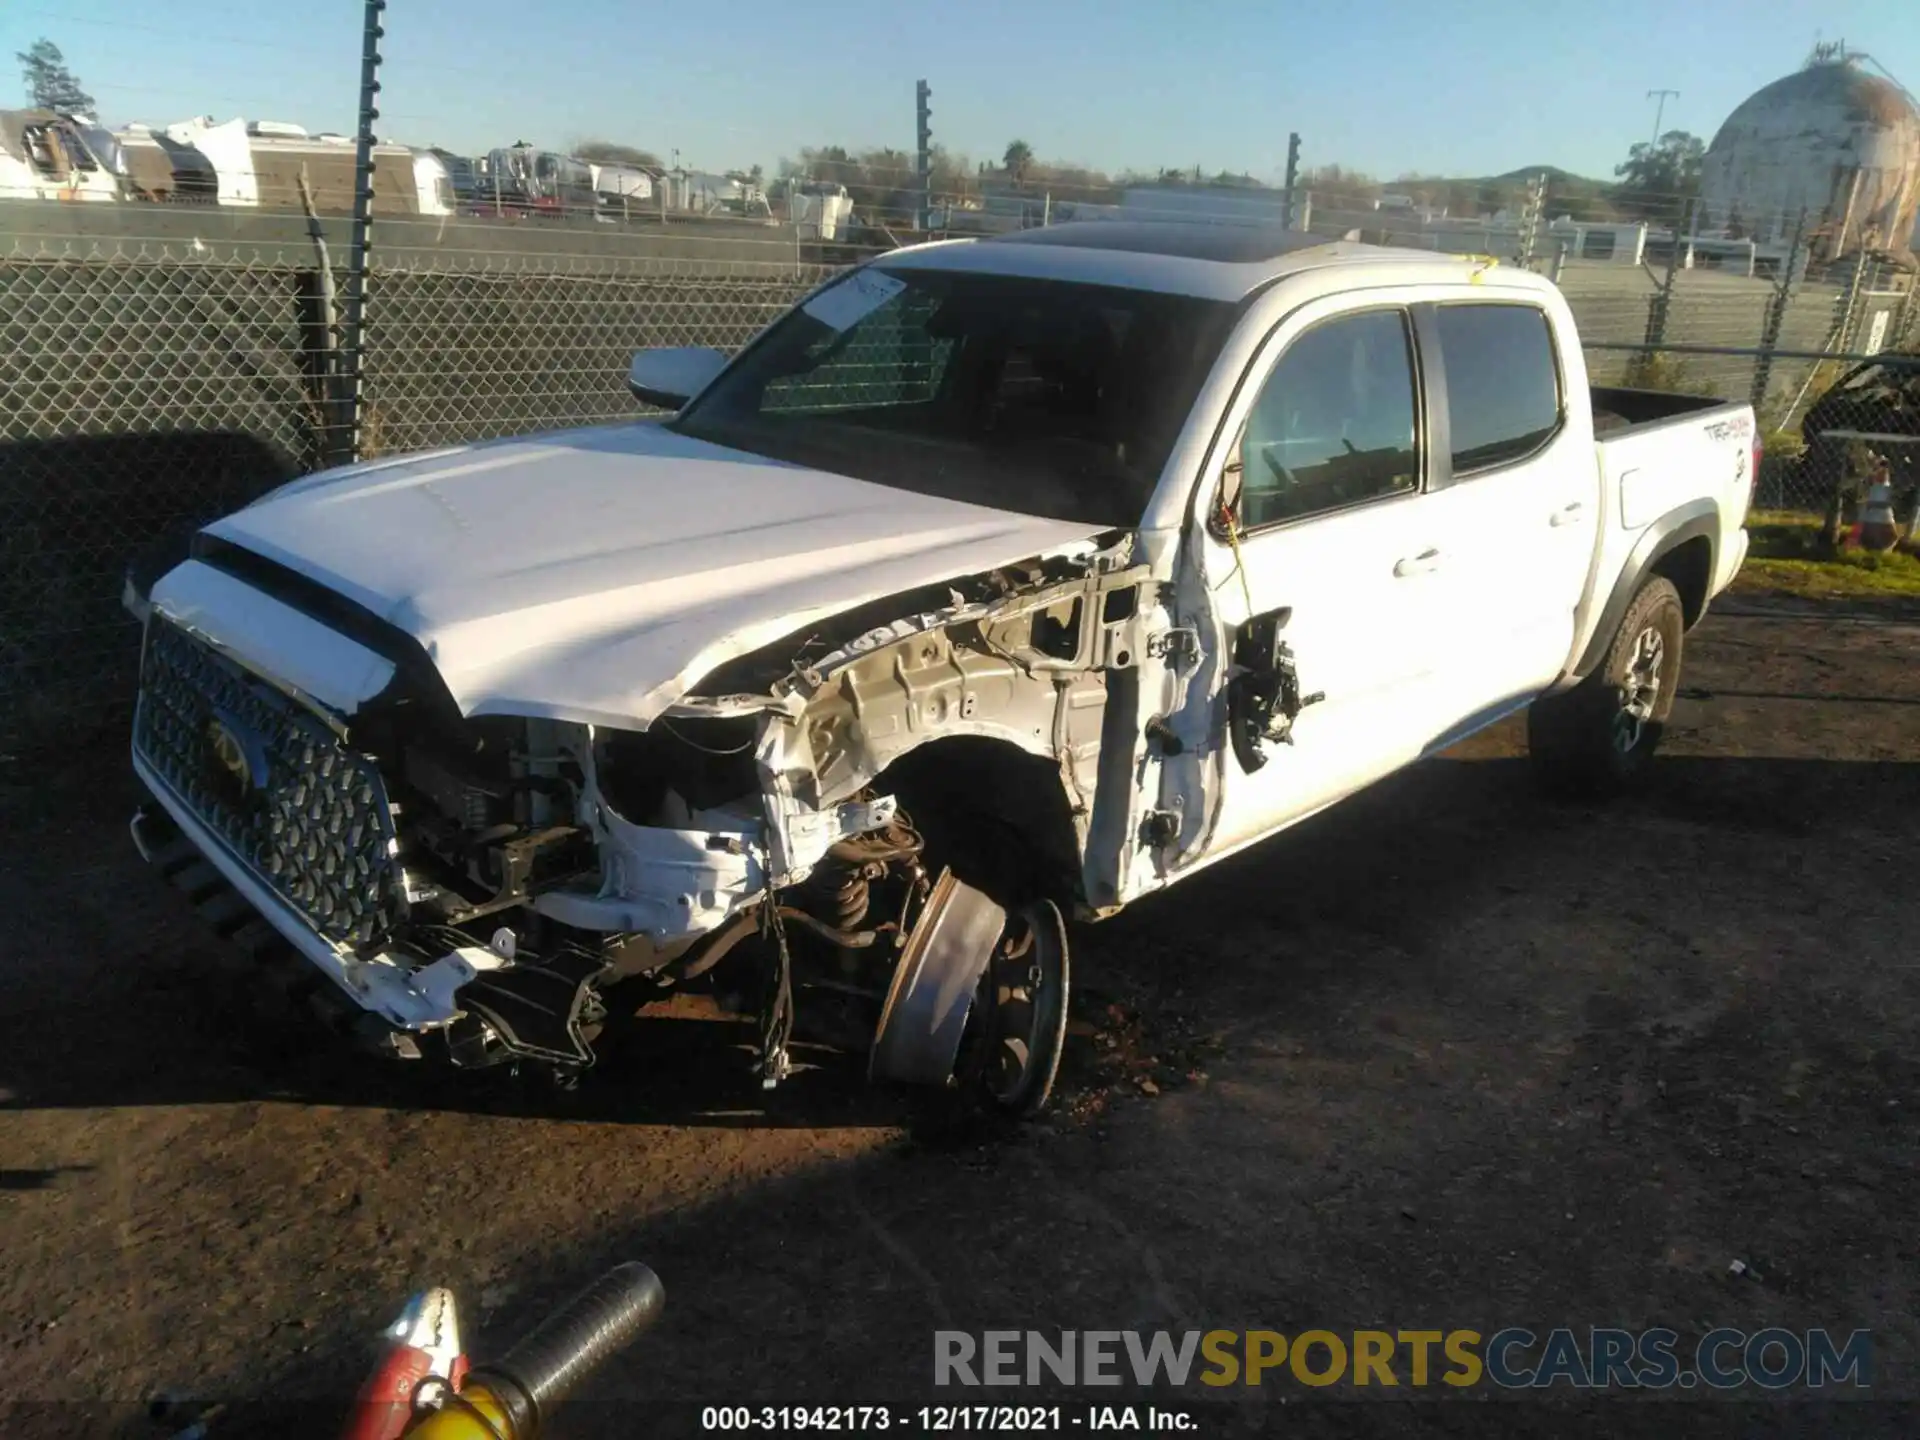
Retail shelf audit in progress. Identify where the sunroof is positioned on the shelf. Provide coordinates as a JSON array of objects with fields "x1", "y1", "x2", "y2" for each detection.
[{"x1": 986, "y1": 221, "x2": 1339, "y2": 263}]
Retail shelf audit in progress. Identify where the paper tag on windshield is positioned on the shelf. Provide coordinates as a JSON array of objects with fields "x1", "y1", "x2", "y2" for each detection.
[{"x1": 802, "y1": 269, "x2": 906, "y2": 331}]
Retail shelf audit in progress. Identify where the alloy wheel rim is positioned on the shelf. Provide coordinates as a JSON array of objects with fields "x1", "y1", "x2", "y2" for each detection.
[{"x1": 1612, "y1": 626, "x2": 1665, "y2": 753}]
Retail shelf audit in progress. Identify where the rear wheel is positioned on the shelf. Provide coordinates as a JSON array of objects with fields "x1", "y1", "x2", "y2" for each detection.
[{"x1": 1527, "y1": 576, "x2": 1685, "y2": 799}]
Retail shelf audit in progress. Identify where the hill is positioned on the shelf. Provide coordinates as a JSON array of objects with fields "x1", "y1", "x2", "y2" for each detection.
[{"x1": 1486, "y1": 164, "x2": 1611, "y2": 187}]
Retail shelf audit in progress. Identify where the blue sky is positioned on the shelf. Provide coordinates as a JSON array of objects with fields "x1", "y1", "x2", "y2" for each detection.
[{"x1": 5, "y1": 0, "x2": 1916, "y2": 183}]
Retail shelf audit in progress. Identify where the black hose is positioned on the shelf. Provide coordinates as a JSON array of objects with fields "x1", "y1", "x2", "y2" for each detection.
[
  {"x1": 776, "y1": 906, "x2": 879, "y2": 949},
  {"x1": 675, "y1": 904, "x2": 879, "y2": 985},
  {"x1": 675, "y1": 909, "x2": 759, "y2": 982},
  {"x1": 468, "y1": 1262, "x2": 665, "y2": 1437}
]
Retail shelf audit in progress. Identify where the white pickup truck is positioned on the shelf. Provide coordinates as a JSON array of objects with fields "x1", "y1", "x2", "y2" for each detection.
[{"x1": 126, "y1": 222, "x2": 1755, "y2": 1114}]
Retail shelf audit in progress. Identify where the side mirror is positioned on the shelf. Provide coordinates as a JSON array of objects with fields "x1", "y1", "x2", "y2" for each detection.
[{"x1": 627, "y1": 347, "x2": 727, "y2": 410}]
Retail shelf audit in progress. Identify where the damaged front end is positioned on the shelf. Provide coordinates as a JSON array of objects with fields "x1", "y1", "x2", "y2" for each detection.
[{"x1": 131, "y1": 531, "x2": 1177, "y2": 1110}]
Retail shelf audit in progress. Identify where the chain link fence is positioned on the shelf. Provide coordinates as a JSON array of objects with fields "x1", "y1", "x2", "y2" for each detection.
[
  {"x1": 1562, "y1": 253, "x2": 1918, "y2": 517},
  {"x1": 0, "y1": 212, "x2": 847, "y2": 747},
  {"x1": 2, "y1": 203, "x2": 1915, "y2": 748}
]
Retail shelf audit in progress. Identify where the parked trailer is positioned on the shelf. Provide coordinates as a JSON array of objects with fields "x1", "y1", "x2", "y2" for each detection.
[
  {"x1": 590, "y1": 162, "x2": 655, "y2": 206},
  {"x1": 115, "y1": 117, "x2": 453, "y2": 215},
  {"x1": 0, "y1": 109, "x2": 127, "y2": 202}
]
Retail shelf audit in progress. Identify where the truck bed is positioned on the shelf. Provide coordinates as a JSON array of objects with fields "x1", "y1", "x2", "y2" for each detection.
[
  {"x1": 1585, "y1": 384, "x2": 1754, "y2": 616},
  {"x1": 1590, "y1": 385, "x2": 1732, "y2": 438}
]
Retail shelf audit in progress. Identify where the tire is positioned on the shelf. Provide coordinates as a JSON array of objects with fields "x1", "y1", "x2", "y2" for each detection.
[{"x1": 1527, "y1": 576, "x2": 1685, "y2": 799}]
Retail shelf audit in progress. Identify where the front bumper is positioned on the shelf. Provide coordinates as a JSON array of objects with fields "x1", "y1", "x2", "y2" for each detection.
[
  {"x1": 133, "y1": 750, "x2": 503, "y2": 1037},
  {"x1": 130, "y1": 798, "x2": 435, "y2": 1060}
]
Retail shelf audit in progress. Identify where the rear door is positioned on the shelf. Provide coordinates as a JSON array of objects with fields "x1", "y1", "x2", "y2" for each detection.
[{"x1": 1412, "y1": 299, "x2": 1594, "y2": 740}]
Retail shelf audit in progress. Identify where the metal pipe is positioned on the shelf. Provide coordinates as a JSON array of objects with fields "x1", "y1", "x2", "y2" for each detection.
[{"x1": 1585, "y1": 343, "x2": 1915, "y2": 367}]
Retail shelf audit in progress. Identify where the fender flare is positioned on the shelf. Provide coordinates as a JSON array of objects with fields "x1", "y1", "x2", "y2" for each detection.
[{"x1": 1569, "y1": 499, "x2": 1720, "y2": 682}]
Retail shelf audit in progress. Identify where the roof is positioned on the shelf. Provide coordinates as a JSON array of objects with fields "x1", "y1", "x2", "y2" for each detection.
[{"x1": 873, "y1": 219, "x2": 1463, "y2": 302}]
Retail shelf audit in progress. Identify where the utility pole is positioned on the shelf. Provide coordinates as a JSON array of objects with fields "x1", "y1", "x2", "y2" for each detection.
[
  {"x1": 340, "y1": 0, "x2": 386, "y2": 464},
  {"x1": 1646, "y1": 88, "x2": 1679, "y2": 146},
  {"x1": 914, "y1": 80, "x2": 932, "y2": 232}
]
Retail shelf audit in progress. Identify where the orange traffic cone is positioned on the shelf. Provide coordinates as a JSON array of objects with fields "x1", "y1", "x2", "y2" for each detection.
[{"x1": 1858, "y1": 457, "x2": 1899, "y2": 553}]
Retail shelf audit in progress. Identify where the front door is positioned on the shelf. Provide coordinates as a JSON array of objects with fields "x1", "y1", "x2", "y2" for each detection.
[{"x1": 1178, "y1": 302, "x2": 1458, "y2": 866}]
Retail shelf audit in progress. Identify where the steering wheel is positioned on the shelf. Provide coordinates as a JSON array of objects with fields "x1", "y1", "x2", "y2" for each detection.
[{"x1": 1259, "y1": 446, "x2": 1296, "y2": 490}]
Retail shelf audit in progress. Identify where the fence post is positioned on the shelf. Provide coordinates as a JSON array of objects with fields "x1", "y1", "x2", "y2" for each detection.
[
  {"x1": 914, "y1": 80, "x2": 932, "y2": 233},
  {"x1": 1643, "y1": 197, "x2": 1691, "y2": 350},
  {"x1": 1834, "y1": 247, "x2": 1872, "y2": 354},
  {"x1": 339, "y1": 0, "x2": 387, "y2": 464},
  {"x1": 1893, "y1": 278, "x2": 1918, "y2": 351},
  {"x1": 294, "y1": 167, "x2": 354, "y2": 469},
  {"x1": 1281, "y1": 132, "x2": 1301, "y2": 231},
  {"x1": 1749, "y1": 208, "x2": 1806, "y2": 416},
  {"x1": 1518, "y1": 171, "x2": 1545, "y2": 268}
]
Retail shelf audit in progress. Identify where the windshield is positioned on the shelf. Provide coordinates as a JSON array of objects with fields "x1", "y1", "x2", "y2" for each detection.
[{"x1": 669, "y1": 268, "x2": 1237, "y2": 526}]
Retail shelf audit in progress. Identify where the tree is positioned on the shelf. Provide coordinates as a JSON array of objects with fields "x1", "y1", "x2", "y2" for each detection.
[
  {"x1": 570, "y1": 138, "x2": 663, "y2": 170},
  {"x1": 1300, "y1": 163, "x2": 1382, "y2": 213},
  {"x1": 1003, "y1": 139, "x2": 1034, "y2": 186},
  {"x1": 17, "y1": 38, "x2": 95, "y2": 115},
  {"x1": 927, "y1": 145, "x2": 974, "y2": 200},
  {"x1": 1613, "y1": 130, "x2": 1705, "y2": 220}
]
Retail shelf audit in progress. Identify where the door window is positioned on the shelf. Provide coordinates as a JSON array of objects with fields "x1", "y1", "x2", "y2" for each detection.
[
  {"x1": 1433, "y1": 304, "x2": 1562, "y2": 474},
  {"x1": 1237, "y1": 309, "x2": 1420, "y2": 529}
]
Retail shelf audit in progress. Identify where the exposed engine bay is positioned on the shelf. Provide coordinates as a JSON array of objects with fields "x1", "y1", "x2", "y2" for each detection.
[{"x1": 130, "y1": 530, "x2": 1172, "y2": 1115}]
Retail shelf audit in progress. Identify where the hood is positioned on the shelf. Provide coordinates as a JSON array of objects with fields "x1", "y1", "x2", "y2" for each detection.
[{"x1": 202, "y1": 423, "x2": 1104, "y2": 729}]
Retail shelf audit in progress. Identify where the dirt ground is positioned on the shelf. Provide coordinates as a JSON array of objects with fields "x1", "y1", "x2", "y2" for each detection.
[{"x1": 3, "y1": 591, "x2": 1917, "y2": 1439}]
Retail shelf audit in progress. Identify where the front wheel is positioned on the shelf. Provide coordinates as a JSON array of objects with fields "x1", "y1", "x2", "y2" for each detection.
[
  {"x1": 970, "y1": 899, "x2": 1071, "y2": 1119},
  {"x1": 1527, "y1": 576, "x2": 1685, "y2": 799}
]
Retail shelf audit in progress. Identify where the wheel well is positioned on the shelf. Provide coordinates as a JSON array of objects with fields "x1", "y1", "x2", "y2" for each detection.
[
  {"x1": 1650, "y1": 535, "x2": 1712, "y2": 627},
  {"x1": 872, "y1": 737, "x2": 1083, "y2": 910}
]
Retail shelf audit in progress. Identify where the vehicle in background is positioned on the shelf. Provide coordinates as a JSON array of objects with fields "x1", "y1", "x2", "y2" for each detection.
[
  {"x1": 0, "y1": 108, "x2": 130, "y2": 202},
  {"x1": 656, "y1": 168, "x2": 773, "y2": 220},
  {"x1": 121, "y1": 224, "x2": 1754, "y2": 1119},
  {"x1": 116, "y1": 122, "x2": 219, "y2": 203},
  {"x1": 790, "y1": 180, "x2": 853, "y2": 240},
  {"x1": 480, "y1": 145, "x2": 597, "y2": 215},
  {"x1": 108, "y1": 117, "x2": 455, "y2": 215},
  {"x1": 589, "y1": 161, "x2": 656, "y2": 216},
  {"x1": 432, "y1": 148, "x2": 481, "y2": 207},
  {"x1": 1799, "y1": 351, "x2": 1920, "y2": 514}
]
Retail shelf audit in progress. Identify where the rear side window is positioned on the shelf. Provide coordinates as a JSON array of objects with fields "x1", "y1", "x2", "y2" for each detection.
[{"x1": 1434, "y1": 305, "x2": 1562, "y2": 474}]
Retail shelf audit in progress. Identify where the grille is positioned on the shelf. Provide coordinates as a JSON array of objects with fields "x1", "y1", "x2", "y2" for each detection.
[{"x1": 133, "y1": 617, "x2": 403, "y2": 948}]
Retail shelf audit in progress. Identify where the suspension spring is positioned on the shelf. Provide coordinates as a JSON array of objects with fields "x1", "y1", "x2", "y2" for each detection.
[{"x1": 833, "y1": 868, "x2": 872, "y2": 933}]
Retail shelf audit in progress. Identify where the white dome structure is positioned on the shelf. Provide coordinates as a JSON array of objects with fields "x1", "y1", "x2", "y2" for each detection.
[{"x1": 1700, "y1": 54, "x2": 1920, "y2": 258}]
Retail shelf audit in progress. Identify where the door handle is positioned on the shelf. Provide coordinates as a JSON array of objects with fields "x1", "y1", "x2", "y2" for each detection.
[
  {"x1": 1393, "y1": 547, "x2": 1442, "y2": 578},
  {"x1": 1549, "y1": 502, "x2": 1587, "y2": 527}
]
